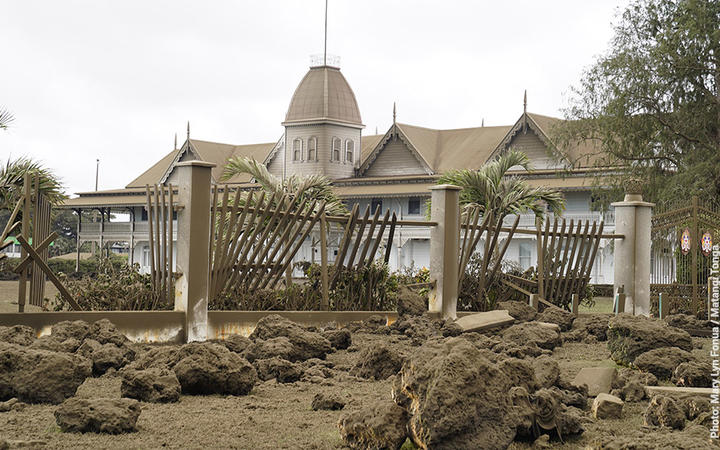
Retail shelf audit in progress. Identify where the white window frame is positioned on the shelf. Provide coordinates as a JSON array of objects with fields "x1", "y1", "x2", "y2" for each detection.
[
  {"x1": 293, "y1": 138, "x2": 303, "y2": 161},
  {"x1": 308, "y1": 136, "x2": 317, "y2": 161},
  {"x1": 345, "y1": 139, "x2": 354, "y2": 164},
  {"x1": 332, "y1": 137, "x2": 341, "y2": 162}
]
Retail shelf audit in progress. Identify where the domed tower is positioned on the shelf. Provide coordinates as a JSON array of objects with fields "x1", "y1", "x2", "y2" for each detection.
[{"x1": 282, "y1": 61, "x2": 364, "y2": 180}]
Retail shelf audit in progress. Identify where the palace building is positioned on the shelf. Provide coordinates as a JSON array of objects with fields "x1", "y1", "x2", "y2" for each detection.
[{"x1": 61, "y1": 59, "x2": 616, "y2": 283}]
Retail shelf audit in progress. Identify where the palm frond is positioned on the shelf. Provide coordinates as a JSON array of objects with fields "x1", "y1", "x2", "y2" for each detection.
[
  {"x1": 436, "y1": 150, "x2": 565, "y2": 222},
  {"x1": 0, "y1": 109, "x2": 14, "y2": 130},
  {"x1": 0, "y1": 156, "x2": 66, "y2": 209}
]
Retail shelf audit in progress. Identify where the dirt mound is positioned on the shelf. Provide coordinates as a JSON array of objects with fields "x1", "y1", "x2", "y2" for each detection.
[
  {"x1": 634, "y1": 347, "x2": 695, "y2": 379},
  {"x1": 77, "y1": 339, "x2": 135, "y2": 375},
  {"x1": 389, "y1": 315, "x2": 444, "y2": 344},
  {"x1": 501, "y1": 322, "x2": 562, "y2": 350},
  {"x1": 0, "y1": 343, "x2": 92, "y2": 404},
  {"x1": 497, "y1": 301, "x2": 537, "y2": 322},
  {"x1": 242, "y1": 337, "x2": 297, "y2": 362},
  {"x1": 213, "y1": 334, "x2": 252, "y2": 354},
  {"x1": 250, "y1": 314, "x2": 333, "y2": 361},
  {"x1": 392, "y1": 338, "x2": 519, "y2": 449},
  {"x1": 0, "y1": 325, "x2": 36, "y2": 346},
  {"x1": 337, "y1": 399, "x2": 409, "y2": 450},
  {"x1": 89, "y1": 319, "x2": 131, "y2": 347},
  {"x1": 30, "y1": 335, "x2": 82, "y2": 353},
  {"x1": 130, "y1": 342, "x2": 257, "y2": 396},
  {"x1": 664, "y1": 314, "x2": 711, "y2": 336},
  {"x1": 673, "y1": 361, "x2": 712, "y2": 387},
  {"x1": 565, "y1": 314, "x2": 610, "y2": 342},
  {"x1": 537, "y1": 307, "x2": 575, "y2": 331},
  {"x1": 120, "y1": 368, "x2": 181, "y2": 403},
  {"x1": 611, "y1": 369, "x2": 657, "y2": 402},
  {"x1": 253, "y1": 357, "x2": 303, "y2": 383},
  {"x1": 351, "y1": 344, "x2": 405, "y2": 380},
  {"x1": 321, "y1": 329, "x2": 352, "y2": 350},
  {"x1": 54, "y1": 397, "x2": 141, "y2": 434},
  {"x1": 607, "y1": 314, "x2": 692, "y2": 364},
  {"x1": 51, "y1": 320, "x2": 91, "y2": 342},
  {"x1": 396, "y1": 286, "x2": 426, "y2": 317},
  {"x1": 644, "y1": 395, "x2": 686, "y2": 429},
  {"x1": 532, "y1": 355, "x2": 560, "y2": 389},
  {"x1": 311, "y1": 392, "x2": 345, "y2": 411}
]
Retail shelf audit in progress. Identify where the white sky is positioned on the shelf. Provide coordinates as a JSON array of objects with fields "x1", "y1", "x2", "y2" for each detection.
[{"x1": 1, "y1": 0, "x2": 627, "y2": 197}]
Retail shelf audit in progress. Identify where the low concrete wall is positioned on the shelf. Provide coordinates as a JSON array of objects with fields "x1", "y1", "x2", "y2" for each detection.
[
  {"x1": 208, "y1": 310, "x2": 407, "y2": 338},
  {"x1": 0, "y1": 310, "x2": 482, "y2": 343},
  {"x1": 0, "y1": 311, "x2": 185, "y2": 344}
]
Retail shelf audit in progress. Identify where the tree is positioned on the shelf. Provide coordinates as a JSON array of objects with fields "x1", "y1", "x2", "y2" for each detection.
[
  {"x1": 0, "y1": 156, "x2": 65, "y2": 210},
  {"x1": 436, "y1": 149, "x2": 566, "y2": 222},
  {"x1": 222, "y1": 157, "x2": 347, "y2": 215},
  {"x1": 0, "y1": 109, "x2": 13, "y2": 130},
  {"x1": 554, "y1": 0, "x2": 720, "y2": 206}
]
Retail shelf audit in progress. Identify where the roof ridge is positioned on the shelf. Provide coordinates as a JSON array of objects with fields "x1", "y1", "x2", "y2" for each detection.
[
  {"x1": 191, "y1": 138, "x2": 276, "y2": 148},
  {"x1": 398, "y1": 122, "x2": 512, "y2": 133}
]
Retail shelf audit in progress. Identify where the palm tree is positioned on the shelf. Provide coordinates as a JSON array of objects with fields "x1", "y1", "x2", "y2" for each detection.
[
  {"x1": 0, "y1": 156, "x2": 66, "y2": 210},
  {"x1": 0, "y1": 109, "x2": 14, "y2": 130},
  {"x1": 436, "y1": 149, "x2": 565, "y2": 221},
  {"x1": 221, "y1": 156, "x2": 347, "y2": 215}
]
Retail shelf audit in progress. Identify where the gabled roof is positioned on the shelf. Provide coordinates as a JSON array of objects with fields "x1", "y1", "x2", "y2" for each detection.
[
  {"x1": 126, "y1": 138, "x2": 276, "y2": 188},
  {"x1": 490, "y1": 112, "x2": 601, "y2": 168},
  {"x1": 358, "y1": 122, "x2": 512, "y2": 175}
]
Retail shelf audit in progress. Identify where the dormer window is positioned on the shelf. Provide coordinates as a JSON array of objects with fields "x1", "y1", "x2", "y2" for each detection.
[
  {"x1": 332, "y1": 137, "x2": 341, "y2": 162},
  {"x1": 345, "y1": 140, "x2": 354, "y2": 164},
  {"x1": 293, "y1": 138, "x2": 303, "y2": 161},
  {"x1": 308, "y1": 137, "x2": 317, "y2": 161}
]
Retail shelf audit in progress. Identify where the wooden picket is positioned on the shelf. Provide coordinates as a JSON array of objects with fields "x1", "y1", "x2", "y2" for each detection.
[{"x1": 145, "y1": 184, "x2": 175, "y2": 308}]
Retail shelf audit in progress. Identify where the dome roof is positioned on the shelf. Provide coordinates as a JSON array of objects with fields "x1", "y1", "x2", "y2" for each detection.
[{"x1": 284, "y1": 65, "x2": 363, "y2": 126}]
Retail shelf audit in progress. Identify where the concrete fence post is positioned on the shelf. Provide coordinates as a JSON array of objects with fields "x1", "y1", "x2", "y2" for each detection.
[
  {"x1": 429, "y1": 184, "x2": 461, "y2": 319},
  {"x1": 612, "y1": 179, "x2": 654, "y2": 317},
  {"x1": 174, "y1": 161, "x2": 215, "y2": 342}
]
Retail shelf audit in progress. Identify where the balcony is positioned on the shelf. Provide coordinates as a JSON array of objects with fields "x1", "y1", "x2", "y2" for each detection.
[{"x1": 78, "y1": 221, "x2": 177, "y2": 242}]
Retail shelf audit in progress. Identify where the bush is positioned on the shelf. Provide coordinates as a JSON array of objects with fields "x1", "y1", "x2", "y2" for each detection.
[
  {"x1": 211, "y1": 262, "x2": 429, "y2": 312},
  {"x1": 0, "y1": 253, "x2": 128, "y2": 281},
  {"x1": 51, "y1": 258, "x2": 172, "y2": 311}
]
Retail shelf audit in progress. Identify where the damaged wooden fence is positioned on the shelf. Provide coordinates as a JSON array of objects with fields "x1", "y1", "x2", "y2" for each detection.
[
  {"x1": 1, "y1": 173, "x2": 81, "y2": 311},
  {"x1": 145, "y1": 184, "x2": 176, "y2": 308},
  {"x1": 502, "y1": 217, "x2": 605, "y2": 310}
]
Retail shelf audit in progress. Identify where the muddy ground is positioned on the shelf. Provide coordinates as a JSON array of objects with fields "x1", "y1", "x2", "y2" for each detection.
[{"x1": 0, "y1": 320, "x2": 713, "y2": 450}]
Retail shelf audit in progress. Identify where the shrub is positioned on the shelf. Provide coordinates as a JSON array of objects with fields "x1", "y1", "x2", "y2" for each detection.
[
  {"x1": 51, "y1": 258, "x2": 172, "y2": 311},
  {"x1": 211, "y1": 262, "x2": 427, "y2": 311}
]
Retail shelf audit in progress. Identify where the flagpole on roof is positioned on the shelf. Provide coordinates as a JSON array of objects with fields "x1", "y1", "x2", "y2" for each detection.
[{"x1": 323, "y1": 0, "x2": 328, "y2": 66}]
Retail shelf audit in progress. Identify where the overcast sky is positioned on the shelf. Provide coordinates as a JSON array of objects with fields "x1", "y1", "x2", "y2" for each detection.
[{"x1": 1, "y1": 0, "x2": 628, "y2": 196}]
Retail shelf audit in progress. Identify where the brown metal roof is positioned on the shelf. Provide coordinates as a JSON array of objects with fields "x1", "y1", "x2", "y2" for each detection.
[{"x1": 283, "y1": 66, "x2": 362, "y2": 126}]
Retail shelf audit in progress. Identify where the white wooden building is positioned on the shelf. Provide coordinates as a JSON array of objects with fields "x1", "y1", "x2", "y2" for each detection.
[{"x1": 62, "y1": 61, "x2": 616, "y2": 283}]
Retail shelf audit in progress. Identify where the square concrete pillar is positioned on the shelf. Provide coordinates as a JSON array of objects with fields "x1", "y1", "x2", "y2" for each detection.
[
  {"x1": 429, "y1": 184, "x2": 461, "y2": 319},
  {"x1": 174, "y1": 161, "x2": 215, "y2": 342},
  {"x1": 612, "y1": 183, "x2": 654, "y2": 317}
]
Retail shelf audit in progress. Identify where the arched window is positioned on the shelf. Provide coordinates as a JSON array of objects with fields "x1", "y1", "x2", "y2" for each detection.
[
  {"x1": 308, "y1": 137, "x2": 317, "y2": 161},
  {"x1": 332, "y1": 137, "x2": 341, "y2": 162},
  {"x1": 293, "y1": 138, "x2": 303, "y2": 161},
  {"x1": 345, "y1": 140, "x2": 354, "y2": 164}
]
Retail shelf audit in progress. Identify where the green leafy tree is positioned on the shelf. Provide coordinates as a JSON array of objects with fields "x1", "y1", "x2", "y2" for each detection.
[
  {"x1": 436, "y1": 149, "x2": 566, "y2": 221},
  {"x1": 222, "y1": 156, "x2": 347, "y2": 215},
  {"x1": 554, "y1": 0, "x2": 720, "y2": 206}
]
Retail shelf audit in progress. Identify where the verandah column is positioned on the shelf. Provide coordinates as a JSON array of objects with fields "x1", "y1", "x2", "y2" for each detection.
[
  {"x1": 174, "y1": 161, "x2": 214, "y2": 342},
  {"x1": 612, "y1": 179, "x2": 654, "y2": 316},
  {"x1": 429, "y1": 184, "x2": 461, "y2": 319}
]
